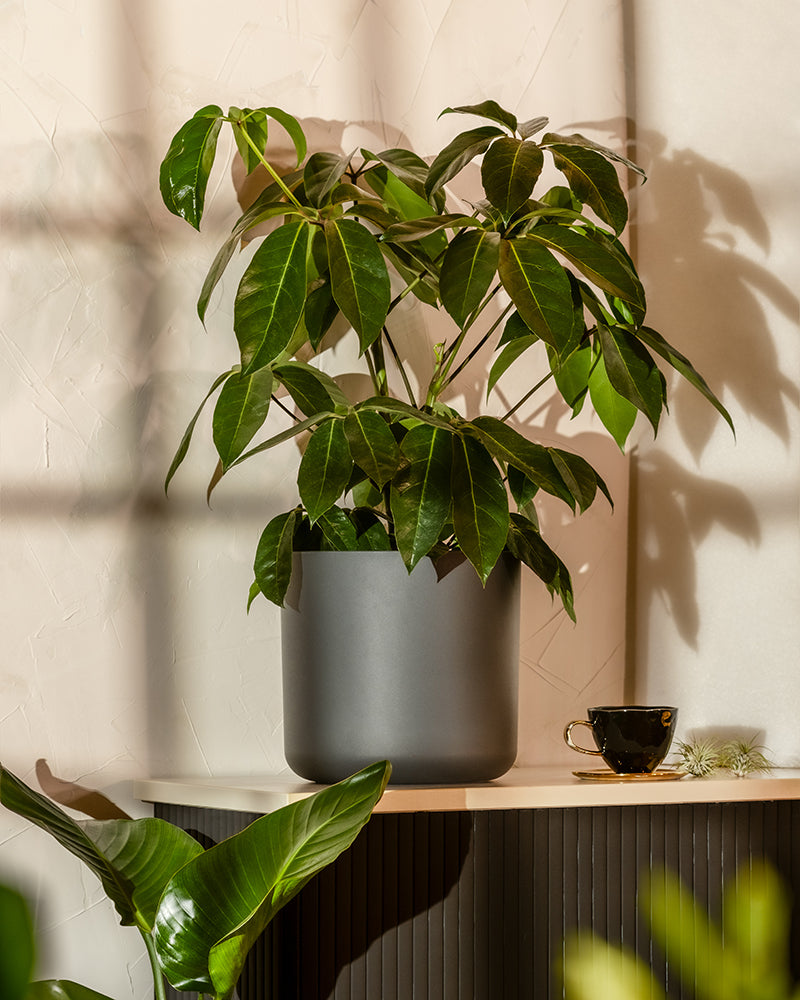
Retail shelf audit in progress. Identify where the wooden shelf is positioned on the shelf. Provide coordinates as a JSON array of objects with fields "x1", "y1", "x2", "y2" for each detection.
[{"x1": 134, "y1": 765, "x2": 800, "y2": 814}]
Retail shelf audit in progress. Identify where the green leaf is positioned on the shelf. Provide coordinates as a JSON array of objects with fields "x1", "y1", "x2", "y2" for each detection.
[
  {"x1": 440, "y1": 101, "x2": 518, "y2": 133},
  {"x1": 234, "y1": 220, "x2": 310, "y2": 372},
  {"x1": 382, "y1": 214, "x2": 478, "y2": 243},
  {"x1": 391, "y1": 425, "x2": 454, "y2": 571},
  {"x1": 498, "y1": 309, "x2": 533, "y2": 346},
  {"x1": 229, "y1": 107, "x2": 269, "y2": 174},
  {"x1": 550, "y1": 340, "x2": 592, "y2": 415},
  {"x1": 358, "y1": 396, "x2": 454, "y2": 431},
  {"x1": 324, "y1": 219, "x2": 391, "y2": 352},
  {"x1": 0, "y1": 884, "x2": 34, "y2": 1000},
  {"x1": 302, "y1": 280, "x2": 340, "y2": 348},
  {"x1": 507, "y1": 465, "x2": 539, "y2": 518},
  {"x1": 468, "y1": 415, "x2": 576, "y2": 508},
  {"x1": 425, "y1": 126, "x2": 504, "y2": 198},
  {"x1": 498, "y1": 238, "x2": 574, "y2": 352},
  {"x1": 352, "y1": 512, "x2": 392, "y2": 551},
  {"x1": 263, "y1": 106, "x2": 307, "y2": 165},
  {"x1": 297, "y1": 417, "x2": 352, "y2": 521},
  {"x1": 159, "y1": 105, "x2": 223, "y2": 229},
  {"x1": 212, "y1": 367, "x2": 273, "y2": 470},
  {"x1": 481, "y1": 137, "x2": 544, "y2": 218},
  {"x1": 343, "y1": 410, "x2": 400, "y2": 488},
  {"x1": 364, "y1": 147, "x2": 430, "y2": 191},
  {"x1": 317, "y1": 506, "x2": 360, "y2": 550},
  {"x1": 304, "y1": 151, "x2": 350, "y2": 207},
  {"x1": 588, "y1": 351, "x2": 638, "y2": 450},
  {"x1": 450, "y1": 435, "x2": 509, "y2": 584},
  {"x1": 153, "y1": 761, "x2": 391, "y2": 997},
  {"x1": 518, "y1": 116, "x2": 550, "y2": 140},
  {"x1": 636, "y1": 325, "x2": 734, "y2": 434},
  {"x1": 165, "y1": 371, "x2": 234, "y2": 492},
  {"x1": 488, "y1": 335, "x2": 539, "y2": 395},
  {"x1": 548, "y1": 447, "x2": 610, "y2": 512},
  {"x1": 506, "y1": 513, "x2": 575, "y2": 620},
  {"x1": 526, "y1": 225, "x2": 644, "y2": 308},
  {"x1": 26, "y1": 983, "x2": 117, "y2": 1000},
  {"x1": 722, "y1": 862, "x2": 791, "y2": 995},
  {"x1": 253, "y1": 509, "x2": 299, "y2": 607},
  {"x1": 229, "y1": 410, "x2": 333, "y2": 468},
  {"x1": 440, "y1": 229, "x2": 500, "y2": 328},
  {"x1": 273, "y1": 361, "x2": 349, "y2": 416},
  {"x1": 597, "y1": 323, "x2": 664, "y2": 433},
  {"x1": 541, "y1": 131, "x2": 645, "y2": 179},
  {"x1": 0, "y1": 766, "x2": 202, "y2": 935},
  {"x1": 542, "y1": 141, "x2": 628, "y2": 234}
]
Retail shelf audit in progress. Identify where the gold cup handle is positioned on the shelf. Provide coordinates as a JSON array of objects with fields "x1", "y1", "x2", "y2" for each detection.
[{"x1": 563, "y1": 719, "x2": 603, "y2": 756}]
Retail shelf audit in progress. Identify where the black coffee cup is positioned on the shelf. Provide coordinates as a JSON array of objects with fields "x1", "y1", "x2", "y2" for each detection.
[{"x1": 563, "y1": 706, "x2": 678, "y2": 774}]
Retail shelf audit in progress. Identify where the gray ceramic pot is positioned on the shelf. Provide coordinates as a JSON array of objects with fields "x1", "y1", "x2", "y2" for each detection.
[{"x1": 281, "y1": 550, "x2": 520, "y2": 784}]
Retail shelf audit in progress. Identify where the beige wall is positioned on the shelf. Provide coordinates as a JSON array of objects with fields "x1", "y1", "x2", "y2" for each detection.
[{"x1": 0, "y1": 1, "x2": 797, "y2": 995}]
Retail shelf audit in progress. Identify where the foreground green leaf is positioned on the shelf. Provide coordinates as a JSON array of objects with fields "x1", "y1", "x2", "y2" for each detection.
[
  {"x1": 480, "y1": 137, "x2": 544, "y2": 218},
  {"x1": 588, "y1": 352, "x2": 638, "y2": 450},
  {"x1": 159, "y1": 105, "x2": 223, "y2": 229},
  {"x1": 391, "y1": 425, "x2": 454, "y2": 571},
  {"x1": 253, "y1": 509, "x2": 299, "y2": 607},
  {"x1": 297, "y1": 417, "x2": 352, "y2": 521},
  {"x1": 325, "y1": 219, "x2": 391, "y2": 352},
  {"x1": 543, "y1": 140, "x2": 628, "y2": 234},
  {"x1": 26, "y1": 983, "x2": 117, "y2": 1000},
  {"x1": 440, "y1": 100, "x2": 518, "y2": 133},
  {"x1": 597, "y1": 323, "x2": 664, "y2": 433},
  {"x1": 506, "y1": 513, "x2": 574, "y2": 620},
  {"x1": 0, "y1": 883, "x2": 34, "y2": 1000},
  {"x1": 273, "y1": 361, "x2": 350, "y2": 416},
  {"x1": 439, "y1": 229, "x2": 500, "y2": 328},
  {"x1": 498, "y1": 238, "x2": 574, "y2": 352},
  {"x1": 212, "y1": 367, "x2": 274, "y2": 469},
  {"x1": 451, "y1": 434, "x2": 509, "y2": 583},
  {"x1": 164, "y1": 371, "x2": 234, "y2": 492},
  {"x1": 343, "y1": 410, "x2": 400, "y2": 488},
  {"x1": 425, "y1": 126, "x2": 504, "y2": 197},
  {"x1": 153, "y1": 761, "x2": 391, "y2": 998}
]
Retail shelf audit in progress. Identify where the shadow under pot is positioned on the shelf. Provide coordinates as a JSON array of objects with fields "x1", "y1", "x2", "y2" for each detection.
[{"x1": 280, "y1": 550, "x2": 521, "y2": 785}]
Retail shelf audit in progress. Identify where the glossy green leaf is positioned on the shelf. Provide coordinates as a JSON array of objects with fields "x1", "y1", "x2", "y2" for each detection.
[
  {"x1": 263, "y1": 106, "x2": 307, "y2": 165},
  {"x1": 324, "y1": 219, "x2": 391, "y2": 352},
  {"x1": 636, "y1": 325, "x2": 734, "y2": 434},
  {"x1": 440, "y1": 101, "x2": 518, "y2": 133},
  {"x1": 487, "y1": 335, "x2": 539, "y2": 395},
  {"x1": 541, "y1": 131, "x2": 645, "y2": 179},
  {"x1": 153, "y1": 761, "x2": 391, "y2": 997},
  {"x1": 550, "y1": 341, "x2": 592, "y2": 415},
  {"x1": 548, "y1": 447, "x2": 610, "y2": 512},
  {"x1": 518, "y1": 116, "x2": 550, "y2": 140},
  {"x1": 229, "y1": 107, "x2": 269, "y2": 174},
  {"x1": 26, "y1": 983, "x2": 116, "y2": 1000},
  {"x1": 498, "y1": 238, "x2": 574, "y2": 352},
  {"x1": 379, "y1": 244, "x2": 439, "y2": 306},
  {"x1": 543, "y1": 141, "x2": 628, "y2": 234},
  {"x1": 351, "y1": 510, "x2": 392, "y2": 551},
  {"x1": 363, "y1": 147, "x2": 430, "y2": 191},
  {"x1": 317, "y1": 506, "x2": 360, "y2": 550},
  {"x1": 164, "y1": 371, "x2": 234, "y2": 492},
  {"x1": 507, "y1": 465, "x2": 539, "y2": 518},
  {"x1": 391, "y1": 425, "x2": 454, "y2": 571},
  {"x1": 440, "y1": 229, "x2": 500, "y2": 328},
  {"x1": 425, "y1": 126, "x2": 504, "y2": 198},
  {"x1": 230, "y1": 411, "x2": 333, "y2": 468},
  {"x1": 212, "y1": 367, "x2": 273, "y2": 470},
  {"x1": 498, "y1": 309, "x2": 533, "y2": 346},
  {"x1": 0, "y1": 884, "x2": 34, "y2": 1000},
  {"x1": 273, "y1": 361, "x2": 349, "y2": 417},
  {"x1": 302, "y1": 279, "x2": 340, "y2": 348},
  {"x1": 0, "y1": 766, "x2": 202, "y2": 934},
  {"x1": 382, "y1": 214, "x2": 477, "y2": 243},
  {"x1": 343, "y1": 410, "x2": 400, "y2": 488},
  {"x1": 450, "y1": 435, "x2": 509, "y2": 583},
  {"x1": 468, "y1": 416, "x2": 575, "y2": 508},
  {"x1": 506, "y1": 513, "x2": 575, "y2": 620},
  {"x1": 365, "y1": 167, "x2": 448, "y2": 258},
  {"x1": 297, "y1": 417, "x2": 352, "y2": 521},
  {"x1": 597, "y1": 323, "x2": 664, "y2": 433},
  {"x1": 234, "y1": 220, "x2": 310, "y2": 372},
  {"x1": 304, "y1": 151, "x2": 350, "y2": 207},
  {"x1": 526, "y1": 225, "x2": 644, "y2": 308},
  {"x1": 159, "y1": 105, "x2": 223, "y2": 229},
  {"x1": 253, "y1": 509, "x2": 299, "y2": 607},
  {"x1": 480, "y1": 137, "x2": 544, "y2": 217},
  {"x1": 588, "y1": 351, "x2": 638, "y2": 450},
  {"x1": 358, "y1": 396, "x2": 454, "y2": 431}
]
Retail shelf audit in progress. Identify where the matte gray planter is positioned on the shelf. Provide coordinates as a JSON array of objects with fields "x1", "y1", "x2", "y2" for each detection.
[{"x1": 281, "y1": 550, "x2": 521, "y2": 784}]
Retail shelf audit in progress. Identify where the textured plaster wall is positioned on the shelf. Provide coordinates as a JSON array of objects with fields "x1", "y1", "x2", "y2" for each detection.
[{"x1": 1, "y1": 1, "x2": 796, "y2": 997}]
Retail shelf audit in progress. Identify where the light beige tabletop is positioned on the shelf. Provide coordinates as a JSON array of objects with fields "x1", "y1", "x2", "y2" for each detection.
[{"x1": 134, "y1": 766, "x2": 800, "y2": 815}]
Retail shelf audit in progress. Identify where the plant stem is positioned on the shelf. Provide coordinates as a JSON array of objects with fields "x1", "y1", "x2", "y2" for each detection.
[
  {"x1": 271, "y1": 394, "x2": 301, "y2": 422},
  {"x1": 233, "y1": 120, "x2": 307, "y2": 213},
  {"x1": 143, "y1": 932, "x2": 167, "y2": 1000},
  {"x1": 365, "y1": 348, "x2": 386, "y2": 395},
  {"x1": 502, "y1": 371, "x2": 554, "y2": 421},
  {"x1": 382, "y1": 326, "x2": 417, "y2": 405},
  {"x1": 440, "y1": 300, "x2": 515, "y2": 390}
]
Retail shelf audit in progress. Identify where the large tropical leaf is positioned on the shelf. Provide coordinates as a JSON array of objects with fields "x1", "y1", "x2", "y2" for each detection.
[
  {"x1": 343, "y1": 410, "x2": 400, "y2": 488},
  {"x1": 450, "y1": 434, "x2": 509, "y2": 583},
  {"x1": 0, "y1": 766, "x2": 202, "y2": 934},
  {"x1": 548, "y1": 447, "x2": 611, "y2": 511},
  {"x1": 159, "y1": 105, "x2": 223, "y2": 229},
  {"x1": 317, "y1": 506, "x2": 360, "y2": 550},
  {"x1": 480, "y1": 137, "x2": 544, "y2": 218},
  {"x1": 506, "y1": 513, "x2": 575, "y2": 620},
  {"x1": 439, "y1": 101, "x2": 518, "y2": 133},
  {"x1": 362, "y1": 147, "x2": 430, "y2": 191},
  {"x1": 0, "y1": 883, "x2": 34, "y2": 1000},
  {"x1": 498, "y1": 238, "x2": 574, "y2": 352},
  {"x1": 439, "y1": 229, "x2": 500, "y2": 328},
  {"x1": 390, "y1": 425, "x2": 454, "y2": 571},
  {"x1": 153, "y1": 761, "x2": 391, "y2": 998},
  {"x1": 324, "y1": 219, "x2": 391, "y2": 352},
  {"x1": 543, "y1": 140, "x2": 628, "y2": 234},
  {"x1": 164, "y1": 371, "x2": 234, "y2": 492},
  {"x1": 425, "y1": 126, "x2": 504, "y2": 198},
  {"x1": 234, "y1": 219, "x2": 310, "y2": 372},
  {"x1": 229, "y1": 411, "x2": 333, "y2": 468},
  {"x1": 253, "y1": 508, "x2": 299, "y2": 607},
  {"x1": 526, "y1": 225, "x2": 644, "y2": 308},
  {"x1": 636, "y1": 325, "x2": 734, "y2": 434},
  {"x1": 541, "y1": 131, "x2": 645, "y2": 179},
  {"x1": 212, "y1": 367, "x2": 273, "y2": 470},
  {"x1": 297, "y1": 417, "x2": 353, "y2": 521},
  {"x1": 273, "y1": 361, "x2": 350, "y2": 417},
  {"x1": 304, "y1": 151, "x2": 350, "y2": 208},
  {"x1": 597, "y1": 323, "x2": 664, "y2": 433},
  {"x1": 26, "y1": 983, "x2": 116, "y2": 1000},
  {"x1": 588, "y1": 351, "x2": 638, "y2": 450}
]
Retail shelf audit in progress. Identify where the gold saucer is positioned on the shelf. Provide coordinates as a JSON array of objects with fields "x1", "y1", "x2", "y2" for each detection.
[{"x1": 572, "y1": 768, "x2": 686, "y2": 782}]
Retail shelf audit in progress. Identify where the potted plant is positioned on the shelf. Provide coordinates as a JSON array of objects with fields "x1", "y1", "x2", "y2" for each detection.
[
  {"x1": 159, "y1": 99, "x2": 732, "y2": 783},
  {"x1": 0, "y1": 760, "x2": 390, "y2": 1000}
]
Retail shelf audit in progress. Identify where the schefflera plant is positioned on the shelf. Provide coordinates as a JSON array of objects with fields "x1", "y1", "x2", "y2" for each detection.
[{"x1": 160, "y1": 99, "x2": 731, "y2": 617}]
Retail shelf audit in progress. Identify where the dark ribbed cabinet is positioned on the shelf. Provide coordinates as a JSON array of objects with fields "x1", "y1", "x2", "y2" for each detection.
[{"x1": 137, "y1": 770, "x2": 800, "y2": 1000}]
